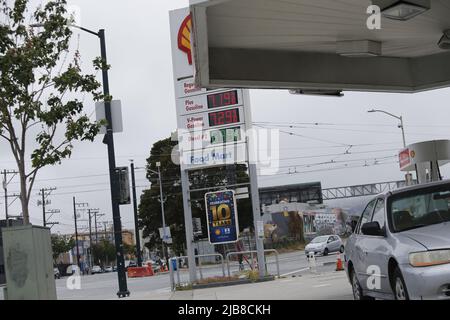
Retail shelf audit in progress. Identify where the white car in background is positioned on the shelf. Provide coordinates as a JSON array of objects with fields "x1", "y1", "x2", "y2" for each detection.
[
  {"x1": 305, "y1": 235, "x2": 344, "y2": 257},
  {"x1": 91, "y1": 266, "x2": 103, "y2": 274}
]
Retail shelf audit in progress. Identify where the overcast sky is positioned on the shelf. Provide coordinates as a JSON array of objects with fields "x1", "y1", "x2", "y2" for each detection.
[{"x1": 1, "y1": 0, "x2": 450, "y2": 235}]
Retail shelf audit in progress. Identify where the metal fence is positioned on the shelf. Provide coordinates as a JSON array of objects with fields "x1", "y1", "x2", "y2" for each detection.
[
  {"x1": 168, "y1": 249, "x2": 280, "y2": 291},
  {"x1": 169, "y1": 253, "x2": 225, "y2": 291},
  {"x1": 225, "y1": 249, "x2": 280, "y2": 278}
]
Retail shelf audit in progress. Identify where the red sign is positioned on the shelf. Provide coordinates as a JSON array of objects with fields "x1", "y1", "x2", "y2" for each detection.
[
  {"x1": 399, "y1": 149, "x2": 411, "y2": 169},
  {"x1": 178, "y1": 14, "x2": 193, "y2": 65}
]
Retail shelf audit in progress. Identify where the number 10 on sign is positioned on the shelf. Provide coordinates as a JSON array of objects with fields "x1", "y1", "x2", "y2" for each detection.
[{"x1": 205, "y1": 190, "x2": 239, "y2": 245}]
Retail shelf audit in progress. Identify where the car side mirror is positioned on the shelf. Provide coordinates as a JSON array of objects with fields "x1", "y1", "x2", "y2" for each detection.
[{"x1": 361, "y1": 221, "x2": 384, "y2": 237}]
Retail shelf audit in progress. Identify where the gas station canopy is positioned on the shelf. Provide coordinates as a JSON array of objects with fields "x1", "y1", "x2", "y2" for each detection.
[{"x1": 190, "y1": 0, "x2": 450, "y2": 93}]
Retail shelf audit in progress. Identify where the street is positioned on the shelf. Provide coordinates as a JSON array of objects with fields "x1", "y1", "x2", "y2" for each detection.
[{"x1": 48, "y1": 250, "x2": 349, "y2": 300}]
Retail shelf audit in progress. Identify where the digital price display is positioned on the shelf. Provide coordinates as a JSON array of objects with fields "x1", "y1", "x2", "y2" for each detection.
[
  {"x1": 208, "y1": 109, "x2": 240, "y2": 127},
  {"x1": 207, "y1": 91, "x2": 239, "y2": 109},
  {"x1": 210, "y1": 127, "x2": 242, "y2": 145}
]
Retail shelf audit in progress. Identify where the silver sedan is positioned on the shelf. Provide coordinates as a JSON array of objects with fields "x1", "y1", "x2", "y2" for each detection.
[{"x1": 345, "y1": 180, "x2": 450, "y2": 300}]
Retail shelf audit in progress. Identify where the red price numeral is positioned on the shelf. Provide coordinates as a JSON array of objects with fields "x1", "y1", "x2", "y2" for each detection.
[
  {"x1": 217, "y1": 111, "x2": 225, "y2": 125},
  {"x1": 225, "y1": 110, "x2": 233, "y2": 123}
]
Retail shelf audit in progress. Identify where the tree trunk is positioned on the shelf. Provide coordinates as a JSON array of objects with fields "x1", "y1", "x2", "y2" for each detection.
[{"x1": 18, "y1": 160, "x2": 30, "y2": 225}]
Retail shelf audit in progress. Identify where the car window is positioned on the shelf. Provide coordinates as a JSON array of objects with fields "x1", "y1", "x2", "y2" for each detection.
[
  {"x1": 357, "y1": 199, "x2": 376, "y2": 234},
  {"x1": 389, "y1": 185, "x2": 450, "y2": 232},
  {"x1": 371, "y1": 198, "x2": 386, "y2": 228}
]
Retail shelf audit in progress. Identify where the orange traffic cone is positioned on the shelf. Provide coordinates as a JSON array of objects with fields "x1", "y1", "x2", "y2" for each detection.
[{"x1": 336, "y1": 253, "x2": 344, "y2": 271}]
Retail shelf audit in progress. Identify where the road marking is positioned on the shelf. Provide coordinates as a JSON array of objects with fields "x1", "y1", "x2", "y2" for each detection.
[
  {"x1": 281, "y1": 267, "x2": 309, "y2": 277},
  {"x1": 313, "y1": 283, "x2": 332, "y2": 288}
]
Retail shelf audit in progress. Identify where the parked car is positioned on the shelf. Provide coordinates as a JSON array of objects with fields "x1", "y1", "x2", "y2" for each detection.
[
  {"x1": 91, "y1": 265, "x2": 103, "y2": 274},
  {"x1": 305, "y1": 235, "x2": 344, "y2": 257},
  {"x1": 124, "y1": 260, "x2": 137, "y2": 270},
  {"x1": 345, "y1": 180, "x2": 450, "y2": 300},
  {"x1": 66, "y1": 265, "x2": 79, "y2": 275},
  {"x1": 54, "y1": 267, "x2": 60, "y2": 279},
  {"x1": 104, "y1": 266, "x2": 113, "y2": 273}
]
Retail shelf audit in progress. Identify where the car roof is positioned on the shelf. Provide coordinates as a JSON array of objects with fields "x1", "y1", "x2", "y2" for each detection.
[{"x1": 371, "y1": 179, "x2": 450, "y2": 199}]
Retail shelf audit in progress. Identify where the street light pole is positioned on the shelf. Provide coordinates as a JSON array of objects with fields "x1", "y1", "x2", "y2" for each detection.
[
  {"x1": 130, "y1": 160, "x2": 142, "y2": 267},
  {"x1": 98, "y1": 29, "x2": 129, "y2": 298},
  {"x1": 368, "y1": 108, "x2": 412, "y2": 184},
  {"x1": 29, "y1": 22, "x2": 129, "y2": 298},
  {"x1": 156, "y1": 162, "x2": 169, "y2": 266},
  {"x1": 368, "y1": 109, "x2": 407, "y2": 147}
]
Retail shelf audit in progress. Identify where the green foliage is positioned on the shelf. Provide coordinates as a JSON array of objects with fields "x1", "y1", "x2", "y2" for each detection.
[
  {"x1": 51, "y1": 234, "x2": 75, "y2": 262},
  {"x1": 139, "y1": 137, "x2": 185, "y2": 254},
  {"x1": 91, "y1": 239, "x2": 116, "y2": 266},
  {"x1": 138, "y1": 137, "x2": 254, "y2": 255},
  {"x1": 123, "y1": 243, "x2": 136, "y2": 257},
  {"x1": 0, "y1": 0, "x2": 105, "y2": 223}
]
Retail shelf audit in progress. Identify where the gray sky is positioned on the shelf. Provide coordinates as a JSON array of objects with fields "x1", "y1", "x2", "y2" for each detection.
[{"x1": 1, "y1": 0, "x2": 450, "y2": 235}]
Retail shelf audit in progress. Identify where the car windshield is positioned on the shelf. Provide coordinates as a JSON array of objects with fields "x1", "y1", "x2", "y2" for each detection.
[
  {"x1": 311, "y1": 236, "x2": 328, "y2": 243},
  {"x1": 390, "y1": 185, "x2": 450, "y2": 232}
]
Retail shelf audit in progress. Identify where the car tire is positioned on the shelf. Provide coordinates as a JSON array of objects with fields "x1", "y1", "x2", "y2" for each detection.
[
  {"x1": 323, "y1": 248, "x2": 329, "y2": 256},
  {"x1": 351, "y1": 269, "x2": 374, "y2": 300},
  {"x1": 392, "y1": 267, "x2": 409, "y2": 300}
]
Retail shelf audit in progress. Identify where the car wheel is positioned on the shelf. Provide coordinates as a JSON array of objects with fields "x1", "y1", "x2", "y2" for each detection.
[
  {"x1": 323, "y1": 248, "x2": 329, "y2": 256},
  {"x1": 392, "y1": 267, "x2": 409, "y2": 300},
  {"x1": 351, "y1": 269, "x2": 374, "y2": 300},
  {"x1": 340, "y1": 245, "x2": 345, "y2": 253}
]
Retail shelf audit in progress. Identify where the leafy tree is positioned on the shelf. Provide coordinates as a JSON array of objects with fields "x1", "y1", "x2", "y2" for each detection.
[
  {"x1": 0, "y1": 0, "x2": 106, "y2": 224},
  {"x1": 123, "y1": 243, "x2": 136, "y2": 258},
  {"x1": 139, "y1": 137, "x2": 185, "y2": 255},
  {"x1": 51, "y1": 234, "x2": 75, "y2": 263},
  {"x1": 139, "y1": 137, "x2": 254, "y2": 255},
  {"x1": 91, "y1": 239, "x2": 116, "y2": 266}
]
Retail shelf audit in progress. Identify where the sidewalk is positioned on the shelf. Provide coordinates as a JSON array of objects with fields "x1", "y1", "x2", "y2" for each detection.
[{"x1": 124, "y1": 271, "x2": 353, "y2": 300}]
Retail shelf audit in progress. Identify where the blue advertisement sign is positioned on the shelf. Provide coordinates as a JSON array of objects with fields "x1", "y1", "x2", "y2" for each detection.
[{"x1": 205, "y1": 190, "x2": 239, "y2": 244}]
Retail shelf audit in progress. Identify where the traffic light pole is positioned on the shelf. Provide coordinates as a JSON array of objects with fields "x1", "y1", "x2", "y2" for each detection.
[{"x1": 98, "y1": 29, "x2": 129, "y2": 298}]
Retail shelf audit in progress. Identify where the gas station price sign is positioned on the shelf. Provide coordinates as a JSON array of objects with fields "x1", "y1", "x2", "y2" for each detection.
[
  {"x1": 205, "y1": 190, "x2": 239, "y2": 244},
  {"x1": 207, "y1": 90, "x2": 239, "y2": 109},
  {"x1": 208, "y1": 108, "x2": 240, "y2": 127}
]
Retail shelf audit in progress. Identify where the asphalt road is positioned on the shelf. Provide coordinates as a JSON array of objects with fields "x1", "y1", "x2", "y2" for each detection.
[
  {"x1": 55, "y1": 250, "x2": 343, "y2": 300},
  {"x1": 0, "y1": 250, "x2": 348, "y2": 300}
]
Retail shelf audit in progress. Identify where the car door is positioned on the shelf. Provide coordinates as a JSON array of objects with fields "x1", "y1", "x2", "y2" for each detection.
[
  {"x1": 353, "y1": 199, "x2": 377, "y2": 291},
  {"x1": 362, "y1": 198, "x2": 391, "y2": 294},
  {"x1": 330, "y1": 236, "x2": 340, "y2": 252}
]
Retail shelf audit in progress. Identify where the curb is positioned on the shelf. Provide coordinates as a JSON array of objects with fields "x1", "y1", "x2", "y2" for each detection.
[{"x1": 190, "y1": 275, "x2": 276, "y2": 290}]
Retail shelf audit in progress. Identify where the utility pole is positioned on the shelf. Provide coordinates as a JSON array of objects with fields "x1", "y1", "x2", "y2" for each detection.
[
  {"x1": 45, "y1": 209, "x2": 61, "y2": 229},
  {"x1": 130, "y1": 160, "x2": 142, "y2": 267},
  {"x1": 88, "y1": 209, "x2": 93, "y2": 269},
  {"x1": 87, "y1": 208, "x2": 100, "y2": 269},
  {"x1": 94, "y1": 211, "x2": 105, "y2": 244},
  {"x1": 73, "y1": 198, "x2": 89, "y2": 271},
  {"x1": 38, "y1": 187, "x2": 56, "y2": 227},
  {"x1": 2, "y1": 170, "x2": 18, "y2": 226}
]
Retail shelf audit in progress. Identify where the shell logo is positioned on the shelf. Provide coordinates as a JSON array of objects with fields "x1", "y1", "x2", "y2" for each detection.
[
  {"x1": 178, "y1": 14, "x2": 193, "y2": 65},
  {"x1": 215, "y1": 229, "x2": 221, "y2": 236}
]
